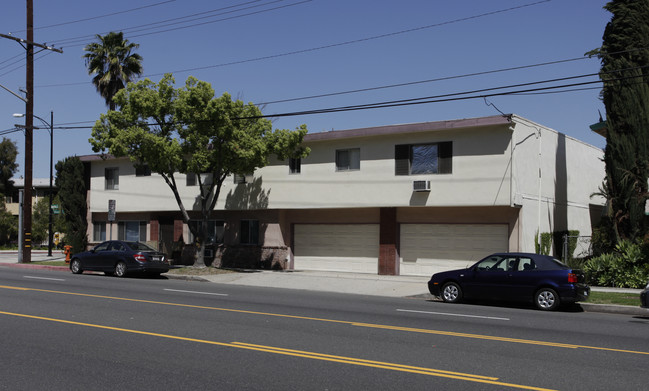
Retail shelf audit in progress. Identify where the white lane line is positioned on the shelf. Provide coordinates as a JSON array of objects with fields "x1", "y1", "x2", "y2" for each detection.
[
  {"x1": 164, "y1": 288, "x2": 228, "y2": 296},
  {"x1": 24, "y1": 276, "x2": 65, "y2": 282},
  {"x1": 397, "y1": 309, "x2": 510, "y2": 321}
]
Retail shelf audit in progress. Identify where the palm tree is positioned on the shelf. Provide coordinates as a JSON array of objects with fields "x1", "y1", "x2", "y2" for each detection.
[{"x1": 83, "y1": 32, "x2": 143, "y2": 111}]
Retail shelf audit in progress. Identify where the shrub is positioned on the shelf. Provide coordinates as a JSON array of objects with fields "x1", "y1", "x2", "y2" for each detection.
[
  {"x1": 534, "y1": 232, "x2": 552, "y2": 255},
  {"x1": 584, "y1": 240, "x2": 649, "y2": 288}
]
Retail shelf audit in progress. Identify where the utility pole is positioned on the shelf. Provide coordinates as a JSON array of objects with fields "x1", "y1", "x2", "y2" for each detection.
[
  {"x1": 25, "y1": 0, "x2": 34, "y2": 263},
  {"x1": 48, "y1": 110, "x2": 54, "y2": 257},
  {"x1": 0, "y1": 1, "x2": 62, "y2": 263}
]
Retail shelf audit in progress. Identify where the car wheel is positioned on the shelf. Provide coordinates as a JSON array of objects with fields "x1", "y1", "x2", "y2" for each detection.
[
  {"x1": 70, "y1": 259, "x2": 83, "y2": 274},
  {"x1": 535, "y1": 288, "x2": 560, "y2": 311},
  {"x1": 441, "y1": 282, "x2": 462, "y2": 303},
  {"x1": 114, "y1": 261, "x2": 127, "y2": 277}
]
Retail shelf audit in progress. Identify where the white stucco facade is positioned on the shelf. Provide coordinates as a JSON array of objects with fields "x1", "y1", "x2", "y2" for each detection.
[{"x1": 80, "y1": 114, "x2": 605, "y2": 275}]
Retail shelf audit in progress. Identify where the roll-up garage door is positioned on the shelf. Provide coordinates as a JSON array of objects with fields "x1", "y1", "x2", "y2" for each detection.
[
  {"x1": 293, "y1": 224, "x2": 379, "y2": 273},
  {"x1": 400, "y1": 224, "x2": 508, "y2": 276}
]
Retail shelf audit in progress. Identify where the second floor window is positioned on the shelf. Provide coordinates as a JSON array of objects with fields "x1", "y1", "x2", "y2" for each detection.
[
  {"x1": 105, "y1": 168, "x2": 119, "y2": 190},
  {"x1": 135, "y1": 164, "x2": 151, "y2": 177},
  {"x1": 234, "y1": 173, "x2": 253, "y2": 184},
  {"x1": 336, "y1": 148, "x2": 360, "y2": 171},
  {"x1": 395, "y1": 142, "x2": 452, "y2": 175},
  {"x1": 289, "y1": 157, "x2": 301, "y2": 174}
]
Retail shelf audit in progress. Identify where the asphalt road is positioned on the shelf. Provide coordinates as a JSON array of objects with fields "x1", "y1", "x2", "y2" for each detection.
[{"x1": 1, "y1": 267, "x2": 648, "y2": 391}]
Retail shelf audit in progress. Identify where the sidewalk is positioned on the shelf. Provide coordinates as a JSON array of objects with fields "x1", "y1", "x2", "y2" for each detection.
[{"x1": 0, "y1": 251, "x2": 647, "y2": 316}]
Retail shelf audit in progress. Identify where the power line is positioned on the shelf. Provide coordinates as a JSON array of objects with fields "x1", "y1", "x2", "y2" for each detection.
[
  {"x1": 142, "y1": 0, "x2": 552, "y2": 79},
  {"x1": 0, "y1": 51, "x2": 53, "y2": 78},
  {"x1": 37, "y1": 68, "x2": 618, "y2": 128},
  {"x1": 255, "y1": 56, "x2": 592, "y2": 106},
  {"x1": 10, "y1": 0, "x2": 553, "y2": 87},
  {"x1": 49, "y1": 0, "x2": 300, "y2": 47},
  {"x1": 8, "y1": 0, "x2": 177, "y2": 33}
]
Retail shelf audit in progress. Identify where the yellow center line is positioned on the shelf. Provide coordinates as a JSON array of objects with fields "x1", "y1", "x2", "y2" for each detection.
[
  {"x1": 2, "y1": 284, "x2": 648, "y2": 356},
  {"x1": 352, "y1": 323, "x2": 581, "y2": 349},
  {"x1": 0, "y1": 309, "x2": 555, "y2": 391}
]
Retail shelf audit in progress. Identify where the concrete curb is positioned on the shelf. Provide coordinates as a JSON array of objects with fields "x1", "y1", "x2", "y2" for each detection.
[{"x1": 579, "y1": 303, "x2": 649, "y2": 316}]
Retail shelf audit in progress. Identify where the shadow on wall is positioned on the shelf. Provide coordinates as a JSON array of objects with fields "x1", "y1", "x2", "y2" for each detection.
[
  {"x1": 410, "y1": 191, "x2": 430, "y2": 206},
  {"x1": 225, "y1": 176, "x2": 270, "y2": 210},
  {"x1": 553, "y1": 133, "x2": 568, "y2": 256}
]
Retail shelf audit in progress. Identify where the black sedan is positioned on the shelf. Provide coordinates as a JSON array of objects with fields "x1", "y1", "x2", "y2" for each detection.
[
  {"x1": 641, "y1": 281, "x2": 649, "y2": 308},
  {"x1": 70, "y1": 240, "x2": 170, "y2": 277},
  {"x1": 427, "y1": 252, "x2": 590, "y2": 310}
]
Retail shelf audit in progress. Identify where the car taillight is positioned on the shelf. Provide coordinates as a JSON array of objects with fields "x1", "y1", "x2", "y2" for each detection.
[
  {"x1": 134, "y1": 254, "x2": 147, "y2": 262},
  {"x1": 568, "y1": 273, "x2": 578, "y2": 283}
]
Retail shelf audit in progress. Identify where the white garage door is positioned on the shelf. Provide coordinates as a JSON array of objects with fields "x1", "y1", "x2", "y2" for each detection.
[
  {"x1": 400, "y1": 224, "x2": 508, "y2": 276},
  {"x1": 293, "y1": 224, "x2": 379, "y2": 273}
]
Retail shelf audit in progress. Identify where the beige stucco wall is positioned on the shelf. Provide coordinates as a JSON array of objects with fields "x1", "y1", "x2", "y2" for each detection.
[
  {"x1": 88, "y1": 123, "x2": 516, "y2": 214},
  {"x1": 84, "y1": 115, "x2": 605, "y2": 259},
  {"x1": 510, "y1": 116, "x2": 605, "y2": 253}
]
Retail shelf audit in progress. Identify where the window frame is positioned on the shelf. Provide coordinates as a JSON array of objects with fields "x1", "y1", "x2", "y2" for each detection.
[
  {"x1": 188, "y1": 220, "x2": 225, "y2": 245},
  {"x1": 105, "y1": 167, "x2": 119, "y2": 190},
  {"x1": 93, "y1": 221, "x2": 106, "y2": 242},
  {"x1": 186, "y1": 173, "x2": 197, "y2": 186},
  {"x1": 135, "y1": 164, "x2": 151, "y2": 177},
  {"x1": 234, "y1": 173, "x2": 254, "y2": 184},
  {"x1": 335, "y1": 148, "x2": 360, "y2": 172},
  {"x1": 289, "y1": 157, "x2": 301, "y2": 174},
  {"x1": 117, "y1": 221, "x2": 146, "y2": 242},
  {"x1": 395, "y1": 141, "x2": 452, "y2": 176},
  {"x1": 240, "y1": 219, "x2": 259, "y2": 245}
]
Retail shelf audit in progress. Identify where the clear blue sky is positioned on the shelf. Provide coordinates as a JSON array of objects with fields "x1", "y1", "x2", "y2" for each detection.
[{"x1": 1, "y1": 0, "x2": 611, "y2": 179}]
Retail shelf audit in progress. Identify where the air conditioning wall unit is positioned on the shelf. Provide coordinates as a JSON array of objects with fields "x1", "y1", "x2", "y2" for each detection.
[{"x1": 413, "y1": 180, "x2": 431, "y2": 192}]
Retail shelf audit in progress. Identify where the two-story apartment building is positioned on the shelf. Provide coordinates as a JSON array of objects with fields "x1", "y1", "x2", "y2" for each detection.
[{"x1": 79, "y1": 114, "x2": 605, "y2": 276}]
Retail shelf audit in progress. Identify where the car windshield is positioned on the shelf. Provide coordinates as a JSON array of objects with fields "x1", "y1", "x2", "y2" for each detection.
[{"x1": 125, "y1": 242, "x2": 157, "y2": 252}]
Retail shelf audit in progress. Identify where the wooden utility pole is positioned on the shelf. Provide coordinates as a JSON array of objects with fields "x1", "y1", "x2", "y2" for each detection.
[
  {"x1": 0, "y1": 1, "x2": 62, "y2": 263},
  {"x1": 24, "y1": 0, "x2": 34, "y2": 263}
]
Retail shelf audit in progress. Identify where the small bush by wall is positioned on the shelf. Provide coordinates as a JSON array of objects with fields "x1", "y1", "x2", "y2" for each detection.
[
  {"x1": 214, "y1": 245, "x2": 289, "y2": 270},
  {"x1": 584, "y1": 240, "x2": 649, "y2": 288}
]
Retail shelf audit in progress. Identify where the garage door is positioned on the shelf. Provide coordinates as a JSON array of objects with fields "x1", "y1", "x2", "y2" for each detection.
[
  {"x1": 293, "y1": 224, "x2": 379, "y2": 273},
  {"x1": 400, "y1": 224, "x2": 508, "y2": 276}
]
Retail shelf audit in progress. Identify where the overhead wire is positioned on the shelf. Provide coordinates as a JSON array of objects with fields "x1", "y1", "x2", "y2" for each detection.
[
  {"x1": 27, "y1": 63, "x2": 642, "y2": 129},
  {"x1": 49, "y1": 0, "x2": 298, "y2": 47},
  {"x1": 8, "y1": 0, "x2": 177, "y2": 33},
  {"x1": 4, "y1": 0, "x2": 553, "y2": 86},
  {"x1": 141, "y1": 0, "x2": 551, "y2": 79}
]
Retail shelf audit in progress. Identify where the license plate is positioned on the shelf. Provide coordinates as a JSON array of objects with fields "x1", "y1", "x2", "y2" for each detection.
[{"x1": 152, "y1": 257, "x2": 160, "y2": 262}]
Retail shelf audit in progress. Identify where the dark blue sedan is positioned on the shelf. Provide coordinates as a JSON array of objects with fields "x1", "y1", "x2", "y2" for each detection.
[
  {"x1": 70, "y1": 240, "x2": 170, "y2": 277},
  {"x1": 427, "y1": 252, "x2": 590, "y2": 310}
]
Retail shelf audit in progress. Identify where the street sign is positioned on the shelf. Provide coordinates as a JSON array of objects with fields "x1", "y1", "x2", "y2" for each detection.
[{"x1": 108, "y1": 199, "x2": 116, "y2": 222}]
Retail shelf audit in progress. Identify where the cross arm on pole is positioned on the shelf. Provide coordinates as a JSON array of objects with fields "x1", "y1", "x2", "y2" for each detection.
[{"x1": 0, "y1": 33, "x2": 63, "y2": 53}]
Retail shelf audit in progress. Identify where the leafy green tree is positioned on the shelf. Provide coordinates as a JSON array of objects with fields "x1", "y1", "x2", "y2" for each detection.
[
  {"x1": 0, "y1": 137, "x2": 18, "y2": 196},
  {"x1": 32, "y1": 195, "x2": 65, "y2": 247},
  {"x1": 83, "y1": 31, "x2": 143, "y2": 111},
  {"x1": 55, "y1": 157, "x2": 87, "y2": 254},
  {"x1": 0, "y1": 199, "x2": 16, "y2": 246},
  {"x1": 0, "y1": 138, "x2": 18, "y2": 247},
  {"x1": 90, "y1": 74, "x2": 309, "y2": 266},
  {"x1": 589, "y1": 0, "x2": 649, "y2": 242}
]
